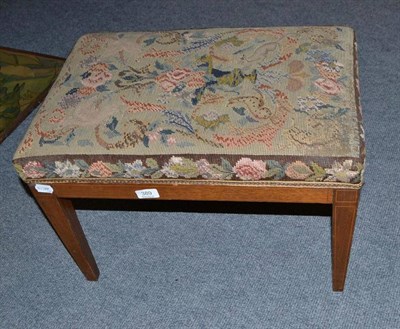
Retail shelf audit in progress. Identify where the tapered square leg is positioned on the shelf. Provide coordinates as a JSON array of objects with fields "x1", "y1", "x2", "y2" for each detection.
[
  {"x1": 30, "y1": 186, "x2": 99, "y2": 280},
  {"x1": 332, "y1": 189, "x2": 360, "y2": 291}
]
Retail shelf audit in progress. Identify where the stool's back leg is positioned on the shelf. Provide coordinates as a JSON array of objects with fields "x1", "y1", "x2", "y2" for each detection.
[
  {"x1": 332, "y1": 189, "x2": 360, "y2": 291},
  {"x1": 29, "y1": 186, "x2": 99, "y2": 280}
]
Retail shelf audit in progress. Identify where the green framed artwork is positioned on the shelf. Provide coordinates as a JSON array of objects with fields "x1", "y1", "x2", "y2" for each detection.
[{"x1": 0, "y1": 47, "x2": 64, "y2": 143}]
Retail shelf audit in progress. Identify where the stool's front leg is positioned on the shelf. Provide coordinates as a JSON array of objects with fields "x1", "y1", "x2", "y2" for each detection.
[
  {"x1": 332, "y1": 189, "x2": 360, "y2": 291},
  {"x1": 30, "y1": 186, "x2": 99, "y2": 280}
]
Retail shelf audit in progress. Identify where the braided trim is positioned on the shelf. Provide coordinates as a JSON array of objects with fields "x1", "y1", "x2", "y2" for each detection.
[{"x1": 26, "y1": 177, "x2": 362, "y2": 189}]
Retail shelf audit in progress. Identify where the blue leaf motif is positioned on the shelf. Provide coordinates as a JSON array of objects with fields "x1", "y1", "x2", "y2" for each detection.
[
  {"x1": 155, "y1": 60, "x2": 165, "y2": 70},
  {"x1": 164, "y1": 110, "x2": 195, "y2": 134},
  {"x1": 63, "y1": 74, "x2": 71, "y2": 84},
  {"x1": 233, "y1": 107, "x2": 246, "y2": 116},
  {"x1": 266, "y1": 160, "x2": 285, "y2": 179},
  {"x1": 143, "y1": 135, "x2": 150, "y2": 148},
  {"x1": 106, "y1": 116, "x2": 118, "y2": 132},
  {"x1": 144, "y1": 37, "x2": 156, "y2": 46},
  {"x1": 75, "y1": 160, "x2": 89, "y2": 170},
  {"x1": 96, "y1": 85, "x2": 109, "y2": 92},
  {"x1": 66, "y1": 88, "x2": 78, "y2": 95},
  {"x1": 335, "y1": 44, "x2": 345, "y2": 51},
  {"x1": 246, "y1": 116, "x2": 259, "y2": 123},
  {"x1": 160, "y1": 129, "x2": 174, "y2": 135}
]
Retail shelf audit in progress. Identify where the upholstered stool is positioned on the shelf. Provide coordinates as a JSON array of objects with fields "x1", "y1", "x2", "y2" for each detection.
[{"x1": 13, "y1": 27, "x2": 365, "y2": 291}]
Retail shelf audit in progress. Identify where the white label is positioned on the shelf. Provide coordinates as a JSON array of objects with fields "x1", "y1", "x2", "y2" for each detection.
[
  {"x1": 34, "y1": 184, "x2": 54, "y2": 194},
  {"x1": 135, "y1": 188, "x2": 160, "y2": 199}
]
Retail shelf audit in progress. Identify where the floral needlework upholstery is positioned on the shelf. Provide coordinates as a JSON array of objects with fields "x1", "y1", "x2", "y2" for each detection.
[{"x1": 13, "y1": 27, "x2": 365, "y2": 187}]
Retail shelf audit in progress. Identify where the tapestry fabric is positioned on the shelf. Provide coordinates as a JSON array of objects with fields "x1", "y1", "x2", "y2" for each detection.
[
  {"x1": 0, "y1": 47, "x2": 64, "y2": 143},
  {"x1": 13, "y1": 26, "x2": 365, "y2": 187}
]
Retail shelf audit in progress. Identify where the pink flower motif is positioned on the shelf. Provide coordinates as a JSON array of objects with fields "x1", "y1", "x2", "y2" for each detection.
[
  {"x1": 166, "y1": 68, "x2": 191, "y2": 81},
  {"x1": 314, "y1": 78, "x2": 341, "y2": 95},
  {"x1": 157, "y1": 77, "x2": 177, "y2": 92},
  {"x1": 48, "y1": 108, "x2": 65, "y2": 123},
  {"x1": 147, "y1": 130, "x2": 161, "y2": 141},
  {"x1": 88, "y1": 161, "x2": 113, "y2": 177},
  {"x1": 187, "y1": 72, "x2": 205, "y2": 88},
  {"x1": 156, "y1": 68, "x2": 193, "y2": 92},
  {"x1": 23, "y1": 161, "x2": 46, "y2": 178},
  {"x1": 78, "y1": 86, "x2": 96, "y2": 96},
  {"x1": 167, "y1": 136, "x2": 176, "y2": 145},
  {"x1": 78, "y1": 35, "x2": 107, "y2": 56},
  {"x1": 82, "y1": 63, "x2": 112, "y2": 88},
  {"x1": 233, "y1": 158, "x2": 267, "y2": 181}
]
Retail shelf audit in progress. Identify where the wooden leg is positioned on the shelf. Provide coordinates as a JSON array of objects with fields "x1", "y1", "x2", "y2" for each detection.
[
  {"x1": 332, "y1": 189, "x2": 360, "y2": 291},
  {"x1": 30, "y1": 186, "x2": 99, "y2": 280}
]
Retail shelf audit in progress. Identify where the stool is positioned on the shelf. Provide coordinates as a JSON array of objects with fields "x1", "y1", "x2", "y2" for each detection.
[{"x1": 13, "y1": 27, "x2": 365, "y2": 291}]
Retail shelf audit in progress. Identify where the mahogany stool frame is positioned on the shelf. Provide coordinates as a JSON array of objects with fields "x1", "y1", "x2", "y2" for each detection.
[{"x1": 29, "y1": 181, "x2": 360, "y2": 291}]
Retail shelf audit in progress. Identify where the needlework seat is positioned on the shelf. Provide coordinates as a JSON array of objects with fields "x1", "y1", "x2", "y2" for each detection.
[{"x1": 13, "y1": 26, "x2": 365, "y2": 291}]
